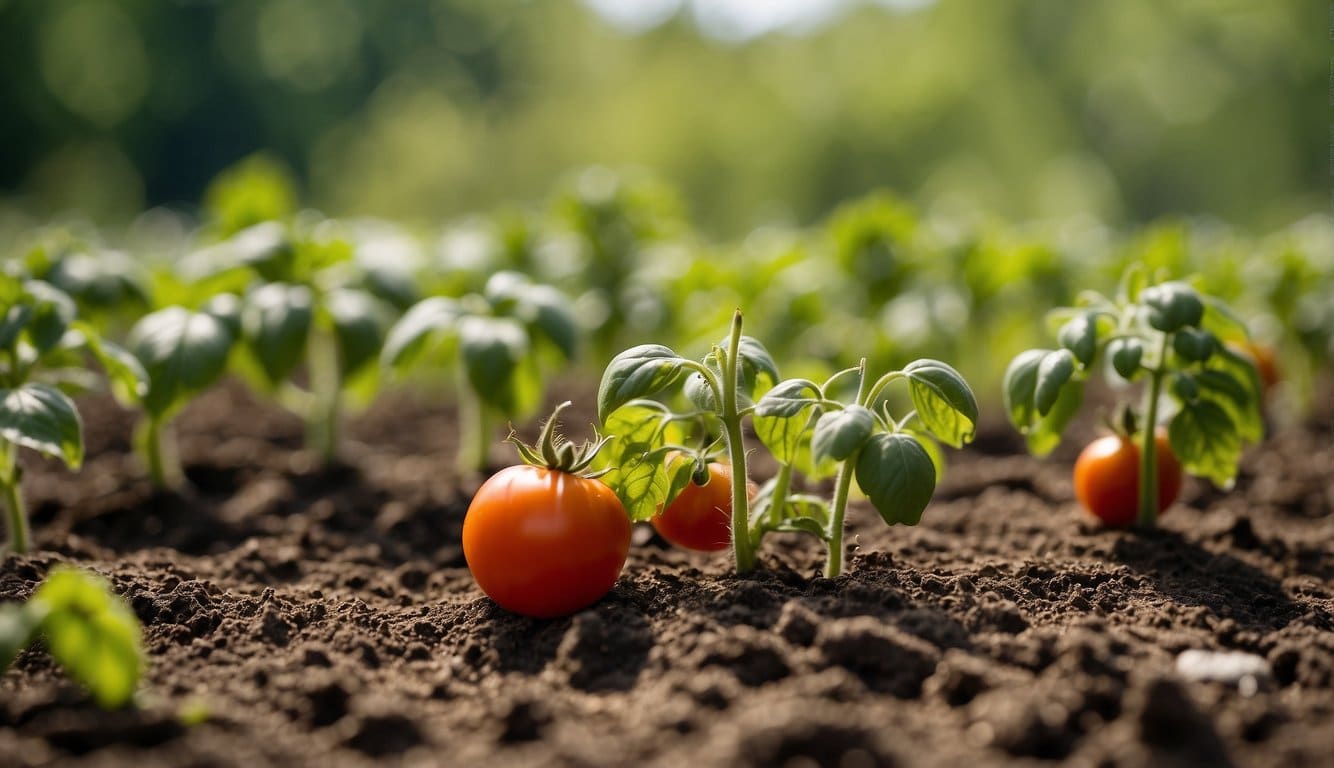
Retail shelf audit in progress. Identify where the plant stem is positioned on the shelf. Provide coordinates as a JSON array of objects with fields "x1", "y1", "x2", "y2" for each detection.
[
  {"x1": 825, "y1": 359, "x2": 869, "y2": 578},
  {"x1": 824, "y1": 459, "x2": 857, "y2": 578},
  {"x1": 456, "y1": 367, "x2": 492, "y2": 475},
  {"x1": 307, "y1": 330, "x2": 342, "y2": 463},
  {"x1": 1, "y1": 445, "x2": 28, "y2": 554},
  {"x1": 721, "y1": 309, "x2": 755, "y2": 574},
  {"x1": 1137, "y1": 333, "x2": 1170, "y2": 527},
  {"x1": 766, "y1": 463, "x2": 793, "y2": 530}
]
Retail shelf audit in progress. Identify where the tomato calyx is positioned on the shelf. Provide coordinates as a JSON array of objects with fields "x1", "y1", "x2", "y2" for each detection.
[{"x1": 508, "y1": 400, "x2": 612, "y2": 477}]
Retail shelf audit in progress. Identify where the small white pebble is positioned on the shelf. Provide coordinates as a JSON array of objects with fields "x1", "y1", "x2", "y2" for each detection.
[{"x1": 1176, "y1": 649, "x2": 1272, "y2": 690}]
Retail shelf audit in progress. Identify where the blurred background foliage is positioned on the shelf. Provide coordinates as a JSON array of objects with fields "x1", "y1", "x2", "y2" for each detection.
[{"x1": 0, "y1": 0, "x2": 1325, "y2": 234}]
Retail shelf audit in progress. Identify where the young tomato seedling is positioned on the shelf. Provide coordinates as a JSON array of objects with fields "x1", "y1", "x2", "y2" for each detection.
[
  {"x1": 382, "y1": 271, "x2": 578, "y2": 474},
  {"x1": 1004, "y1": 268, "x2": 1263, "y2": 527},
  {"x1": 0, "y1": 566, "x2": 144, "y2": 708},
  {"x1": 462, "y1": 402, "x2": 628, "y2": 618},
  {"x1": 0, "y1": 277, "x2": 145, "y2": 553},
  {"x1": 596, "y1": 310, "x2": 977, "y2": 576}
]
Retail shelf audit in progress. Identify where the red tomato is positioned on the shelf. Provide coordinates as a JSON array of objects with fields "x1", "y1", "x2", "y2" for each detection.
[
  {"x1": 651, "y1": 462, "x2": 737, "y2": 552},
  {"x1": 463, "y1": 465, "x2": 630, "y2": 618},
  {"x1": 1073, "y1": 433, "x2": 1182, "y2": 527}
]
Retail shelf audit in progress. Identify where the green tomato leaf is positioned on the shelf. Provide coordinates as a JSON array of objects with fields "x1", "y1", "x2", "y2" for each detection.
[
  {"x1": 0, "y1": 383, "x2": 83, "y2": 468},
  {"x1": 597, "y1": 344, "x2": 690, "y2": 423},
  {"x1": 325, "y1": 289, "x2": 393, "y2": 377},
  {"x1": 1024, "y1": 377, "x2": 1083, "y2": 457},
  {"x1": 1141, "y1": 281, "x2": 1204, "y2": 333},
  {"x1": 128, "y1": 307, "x2": 235, "y2": 419},
  {"x1": 903, "y1": 359, "x2": 979, "y2": 448},
  {"x1": 855, "y1": 432, "x2": 937, "y2": 526},
  {"x1": 1002, "y1": 349, "x2": 1046, "y2": 430},
  {"x1": 380, "y1": 297, "x2": 463, "y2": 369},
  {"x1": 458, "y1": 316, "x2": 531, "y2": 416},
  {"x1": 734, "y1": 335, "x2": 781, "y2": 395},
  {"x1": 242, "y1": 283, "x2": 313, "y2": 386},
  {"x1": 1109, "y1": 338, "x2": 1144, "y2": 380},
  {"x1": 1172, "y1": 328, "x2": 1216, "y2": 363},
  {"x1": 71, "y1": 323, "x2": 148, "y2": 406},
  {"x1": 1199, "y1": 296, "x2": 1250, "y2": 343},
  {"x1": 592, "y1": 402, "x2": 691, "y2": 522},
  {"x1": 1169, "y1": 399, "x2": 1241, "y2": 489},
  {"x1": 1197, "y1": 346, "x2": 1263, "y2": 443},
  {"x1": 1034, "y1": 349, "x2": 1076, "y2": 417},
  {"x1": 811, "y1": 405, "x2": 875, "y2": 464},
  {"x1": 764, "y1": 494, "x2": 831, "y2": 540},
  {"x1": 484, "y1": 272, "x2": 578, "y2": 360},
  {"x1": 24, "y1": 281, "x2": 77, "y2": 356},
  {"x1": 1057, "y1": 312, "x2": 1099, "y2": 367},
  {"x1": 0, "y1": 304, "x2": 31, "y2": 352},
  {"x1": 753, "y1": 378, "x2": 822, "y2": 464},
  {"x1": 33, "y1": 568, "x2": 143, "y2": 709}
]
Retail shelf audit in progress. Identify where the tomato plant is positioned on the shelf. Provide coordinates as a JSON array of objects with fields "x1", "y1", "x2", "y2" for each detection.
[
  {"x1": 595, "y1": 311, "x2": 977, "y2": 576},
  {"x1": 382, "y1": 271, "x2": 578, "y2": 474},
  {"x1": 0, "y1": 276, "x2": 146, "y2": 553},
  {"x1": 1004, "y1": 267, "x2": 1262, "y2": 527},
  {"x1": 462, "y1": 402, "x2": 629, "y2": 618},
  {"x1": 1073, "y1": 432, "x2": 1182, "y2": 527}
]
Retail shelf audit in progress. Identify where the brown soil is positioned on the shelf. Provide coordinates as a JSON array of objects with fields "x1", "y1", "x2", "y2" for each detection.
[{"x1": 2, "y1": 380, "x2": 1331, "y2": 768}]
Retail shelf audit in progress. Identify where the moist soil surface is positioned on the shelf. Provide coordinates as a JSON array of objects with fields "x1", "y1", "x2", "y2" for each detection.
[{"x1": 2, "y1": 380, "x2": 1332, "y2": 768}]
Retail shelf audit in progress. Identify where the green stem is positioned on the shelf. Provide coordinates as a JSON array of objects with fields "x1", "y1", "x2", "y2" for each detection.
[
  {"x1": 825, "y1": 359, "x2": 870, "y2": 578},
  {"x1": 824, "y1": 458, "x2": 857, "y2": 578},
  {"x1": 766, "y1": 463, "x2": 793, "y2": 529},
  {"x1": 2, "y1": 445, "x2": 28, "y2": 555},
  {"x1": 308, "y1": 330, "x2": 342, "y2": 463},
  {"x1": 721, "y1": 310, "x2": 756, "y2": 574},
  {"x1": 142, "y1": 416, "x2": 182, "y2": 490},
  {"x1": 1137, "y1": 333, "x2": 1170, "y2": 527},
  {"x1": 456, "y1": 368, "x2": 492, "y2": 475}
]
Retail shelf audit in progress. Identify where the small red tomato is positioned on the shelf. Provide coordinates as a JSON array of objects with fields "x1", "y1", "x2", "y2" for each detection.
[
  {"x1": 651, "y1": 462, "x2": 738, "y2": 552},
  {"x1": 1072, "y1": 432, "x2": 1182, "y2": 527},
  {"x1": 463, "y1": 465, "x2": 630, "y2": 618}
]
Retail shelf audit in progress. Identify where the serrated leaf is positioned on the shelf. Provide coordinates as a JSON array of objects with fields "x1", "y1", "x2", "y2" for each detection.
[
  {"x1": 34, "y1": 568, "x2": 143, "y2": 709},
  {"x1": 1197, "y1": 347, "x2": 1263, "y2": 443},
  {"x1": 753, "y1": 379, "x2": 822, "y2": 464},
  {"x1": 381, "y1": 297, "x2": 463, "y2": 368},
  {"x1": 325, "y1": 289, "x2": 393, "y2": 377},
  {"x1": 903, "y1": 359, "x2": 978, "y2": 448},
  {"x1": 597, "y1": 344, "x2": 689, "y2": 423},
  {"x1": 855, "y1": 432, "x2": 937, "y2": 525},
  {"x1": 811, "y1": 405, "x2": 875, "y2": 464},
  {"x1": 592, "y1": 403, "x2": 690, "y2": 521},
  {"x1": 1034, "y1": 349, "x2": 1075, "y2": 417},
  {"x1": 127, "y1": 307, "x2": 235, "y2": 418},
  {"x1": 242, "y1": 283, "x2": 313, "y2": 386},
  {"x1": 0, "y1": 383, "x2": 83, "y2": 468},
  {"x1": 1169, "y1": 399, "x2": 1241, "y2": 488}
]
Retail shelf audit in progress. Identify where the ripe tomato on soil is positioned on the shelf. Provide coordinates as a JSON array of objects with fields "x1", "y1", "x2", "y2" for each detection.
[
  {"x1": 1073, "y1": 433, "x2": 1182, "y2": 527},
  {"x1": 651, "y1": 462, "x2": 739, "y2": 552},
  {"x1": 463, "y1": 465, "x2": 631, "y2": 618}
]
